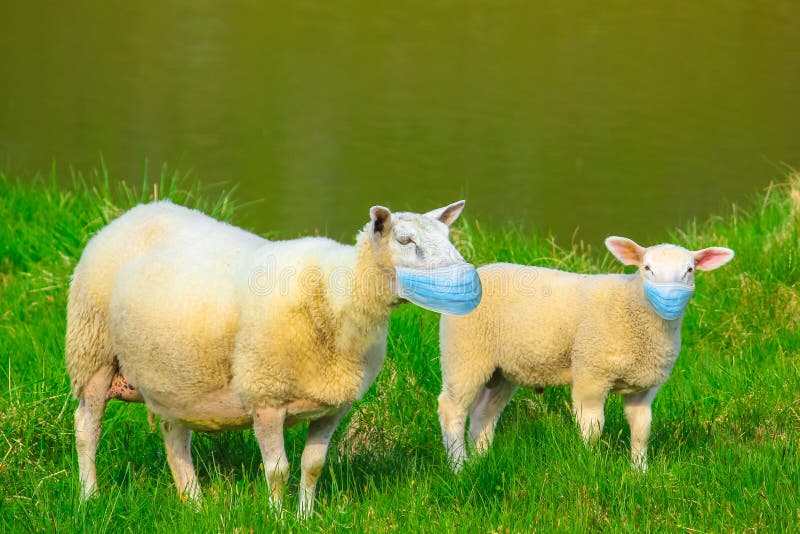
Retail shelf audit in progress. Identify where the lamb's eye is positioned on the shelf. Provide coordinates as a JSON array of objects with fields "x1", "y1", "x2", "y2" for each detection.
[
  {"x1": 687, "y1": 267, "x2": 694, "y2": 273},
  {"x1": 397, "y1": 235, "x2": 413, "y2": 245},
  {"x1": 644, "y1": 265, "x2": 652, "y2": 272}
]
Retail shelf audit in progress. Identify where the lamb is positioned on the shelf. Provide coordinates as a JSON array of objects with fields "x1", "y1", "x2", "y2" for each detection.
[
  {"x1": 437, "y1": 236, "x2": 734, "y2": 471},
  {"x1": 66, "y1": 198, "x2": 478, "y2": 517}
]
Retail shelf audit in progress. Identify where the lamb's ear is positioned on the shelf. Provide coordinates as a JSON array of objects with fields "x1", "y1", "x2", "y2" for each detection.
[
  {"x1": 425, "y1": 200, "x2": 466, "y2": 226},
  {"x1": 693, "y1": 247, "x2": 735, "y2": 271},
  {"x1": 605, "y1": 236, "x2": 646, "y2": 266},
  {"x1": 370, "y1": 206, "x2": 392, "y2": 237}
]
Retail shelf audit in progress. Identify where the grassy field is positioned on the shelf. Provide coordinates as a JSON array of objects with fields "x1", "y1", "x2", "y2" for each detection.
[{"x1": 1, "y1": 166, "x2": 798, "y2": 532}]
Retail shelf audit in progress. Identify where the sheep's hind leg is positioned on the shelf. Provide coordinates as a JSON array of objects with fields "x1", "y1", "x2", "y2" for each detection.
[
  {"x1": 252, "y1": 406, "x2": 289, "y2": 512},
  {"x1": 298, "y1": 404, "x2": 350, "y2": 519},
  {"x1": 623, "y1": 386, "x2": 659, "y2": 472},
  {"x1": 160, "y1": 420, "x2": 201, "y2": 503},
  {"x1": 75, "y1": 365, "x2": 114, "y2": 501},
  {"x1": 468, "y1": 372, "x2": 517, "y2": 455}
]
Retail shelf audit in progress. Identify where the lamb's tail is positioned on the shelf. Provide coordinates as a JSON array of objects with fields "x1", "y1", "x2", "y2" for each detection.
[{"x1": 65, "y1": 274, "x2": 115, "y2": 398}]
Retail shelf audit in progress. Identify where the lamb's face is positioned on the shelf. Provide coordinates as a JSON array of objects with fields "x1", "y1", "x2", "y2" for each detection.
[
  {"x1": 605, "y1": 235, "x2": 735, "y2": 320},
  {"x1": 640, "y1": 245, "x2": 696, "y2": 284},
  {"x1": 605, "y1": 236, "x2": 735, "y2": 281}
]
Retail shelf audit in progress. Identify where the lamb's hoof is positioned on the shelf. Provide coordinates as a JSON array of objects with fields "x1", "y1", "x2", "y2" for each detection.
[
  {"x1": 180, "y1": 489, "x2": 203, "y2": 511},
  {"x1": 298, "y1": 504, "x2": 315, "y2": 520},
  {"x1": 448, "y1": 456, "x2": 466, "y2": 472}
]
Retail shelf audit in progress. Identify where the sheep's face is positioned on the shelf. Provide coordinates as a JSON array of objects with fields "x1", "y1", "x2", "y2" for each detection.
[
  {"x1": 369, "y1": 201, "x2": 468, "y2": 270},
  {"x1": 368, "y1": 201, "x2": 482, "y2": 315}
]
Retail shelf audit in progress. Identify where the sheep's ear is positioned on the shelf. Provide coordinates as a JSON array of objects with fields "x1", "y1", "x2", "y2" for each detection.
[
  {"x1": 693, "y1": 247, "x2": 734, "y2": 271},
  {"x1": 425, "y1": 200, "x2": 465, "y2": 226},
  {"x1": 370, "y1": 206, "x2": 392, "y2": 237},
  {"x1": 605, "y1": 236, "x2": 646, "y2": 266}
]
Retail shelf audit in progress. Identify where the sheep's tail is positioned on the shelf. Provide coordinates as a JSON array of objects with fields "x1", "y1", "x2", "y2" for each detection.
[{"x1": 65, "y1": 273, "x2": 115, "y2": 398}]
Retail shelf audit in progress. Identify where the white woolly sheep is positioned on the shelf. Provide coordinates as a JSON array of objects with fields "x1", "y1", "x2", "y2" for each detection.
[
  {"x1": 437, "y1": 237, "x2": 734, "y2": 471},
  {"x1": 66, "y1": 198, "x2": 471, "y2": 517}
]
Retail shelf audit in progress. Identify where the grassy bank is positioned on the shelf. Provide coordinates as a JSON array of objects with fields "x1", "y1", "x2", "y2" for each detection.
[{"x1": 1, "y1": 167, "x2": 798, "y2": 532}]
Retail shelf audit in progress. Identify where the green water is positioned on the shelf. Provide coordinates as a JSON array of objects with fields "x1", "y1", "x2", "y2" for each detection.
[{"x1": 2, "y1": 1, "x2": 798, "y2": 244}]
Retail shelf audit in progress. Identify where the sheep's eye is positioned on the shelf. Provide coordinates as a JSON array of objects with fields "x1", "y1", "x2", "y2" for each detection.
[
  {"x1": 644, "y1": 265, "x2": 651, "y2": 272},
  {"x1": 687, "y1": 267, "x2": 694, "y2": 273},
  {"x1": 397, "y1": 235, "x2": 413, "y2": 245}
]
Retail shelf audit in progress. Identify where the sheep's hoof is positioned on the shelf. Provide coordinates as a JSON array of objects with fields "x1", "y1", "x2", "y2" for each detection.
[
  {"x1": 78, "y1": 486, "x2": 97, "y2": 503},
  {"x1": 268, "y1": 497, "x2": 287, "y2": 520}
]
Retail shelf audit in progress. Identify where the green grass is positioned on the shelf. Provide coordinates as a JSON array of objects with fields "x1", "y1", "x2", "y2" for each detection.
[{"x1": 1, "y1": 165, "x2": 798, "y2": 532}]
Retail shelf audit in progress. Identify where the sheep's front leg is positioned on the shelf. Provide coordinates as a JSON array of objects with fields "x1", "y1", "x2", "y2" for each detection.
[
  {"x1": 298, "y1": 404, "x2": 350, "y2": 519},
  {"x1": 252, "y1": 407, "x2": 289, "y2": 511},
  {"x1": 623, "y1": 386, "x2": 660, "y2": 472},
  {"x1": 160, "y1": 419, "x2": 201, "y2": 503},
  {"x1": 572, "y1": 379, "x2": 609, "y2": 443}
]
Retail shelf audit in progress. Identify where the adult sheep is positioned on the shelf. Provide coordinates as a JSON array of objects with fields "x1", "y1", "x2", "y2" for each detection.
[
  {"x1": 437, "y1": 236, "x2": 734, "y2": 471},
  {"x1": 66, "y1": 199, "x2": 480, "y2": 516}
]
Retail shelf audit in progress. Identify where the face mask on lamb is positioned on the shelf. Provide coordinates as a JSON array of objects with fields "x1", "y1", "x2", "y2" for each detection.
[
  {"x1": 605, "y1": 236, "x2": 735, "y2": 321},
  {"x1": 370, "y1": 200, "x2": 483, "y2": 316},
  {"x1": 642, "y1": 280, "x2": 695, "y2": 320}
]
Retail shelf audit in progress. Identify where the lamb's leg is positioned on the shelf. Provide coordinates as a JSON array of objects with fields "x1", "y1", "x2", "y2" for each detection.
[
  {"x1": 571, "y1": 380, "x2": 609, "y2": 443},
  {"x1": 438, "y1": 384, "x2": 483, "y2": 471},
  {"x1": 75, "y1": 365, "x2": 114, "y2": 501},
  {"x1": 160, "y1": 419, "x2": 201, "y2": 503},
  {"x1": 623, "y1": 386, "x2": 660, "y2": 472},
  {"x1": 298, "y1": 404, "x2": 350, "y2": 519},
  {"x1": 252, "y1": 406, "x2": 289, "y2": 511},
  {"x1": 467, "y1": 376, "x2": 517, "y2": 455}
]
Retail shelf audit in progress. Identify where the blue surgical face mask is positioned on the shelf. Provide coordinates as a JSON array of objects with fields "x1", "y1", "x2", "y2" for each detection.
[
  {"x1": 643, "y1": 279, "x2": 695, "y2": 320},
  {"x1": 395, "y1": 263, "x2": 482, "y2": 315}
]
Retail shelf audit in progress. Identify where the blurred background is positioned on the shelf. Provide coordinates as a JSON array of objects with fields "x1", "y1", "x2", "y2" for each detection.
[{"x1": 1, "y1": 1, "x2": 798, "y2": 244}]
